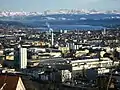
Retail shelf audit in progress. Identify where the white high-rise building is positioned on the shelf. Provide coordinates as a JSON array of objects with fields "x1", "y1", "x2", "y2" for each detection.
[{"x1": 19, "y1": 48, "x2": 27, "y2": 69}]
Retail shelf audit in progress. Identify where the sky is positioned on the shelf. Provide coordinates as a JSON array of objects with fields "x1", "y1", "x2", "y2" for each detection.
[{"x1": 0, "y1": 0, "x2": 120, "y2": 12}]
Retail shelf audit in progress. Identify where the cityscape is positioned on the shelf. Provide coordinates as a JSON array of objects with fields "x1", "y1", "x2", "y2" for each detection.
[{"x1": 0, "y1": 0, "x2": 120, "y2": 90}]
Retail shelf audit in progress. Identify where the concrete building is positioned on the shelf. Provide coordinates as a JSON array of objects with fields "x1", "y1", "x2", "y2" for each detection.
[
  {"x1": 70, "y1": 58, "x2": 119, "y2": 74},
  {"x1": 61, "y1": 70, "x2": 72, "y2": 82},
  {"x1": 19, "y1": 48, "x2": 27, "y2": 69}
]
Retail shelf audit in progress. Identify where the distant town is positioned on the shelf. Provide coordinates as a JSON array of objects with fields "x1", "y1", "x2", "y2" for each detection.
[{"x1": 0, "y1": 19, "x2": 120, "y2": 90}]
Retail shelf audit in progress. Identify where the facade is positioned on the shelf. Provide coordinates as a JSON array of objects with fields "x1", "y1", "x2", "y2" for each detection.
[
  {"x1": 70, "y1": 58, "x2": 119, "y2": 74},
  {"x1": 19, "y1": 48, "x2": 27, "y2": 69},
  {"x1": 61, "y1": 70, "x2": 72, "y2": 82},
  {"x1": 39, "y1": 69, "x2": 71, "y2": 83}
]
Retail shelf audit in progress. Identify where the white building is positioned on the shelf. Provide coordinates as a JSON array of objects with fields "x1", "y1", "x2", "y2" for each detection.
[
  {"x1": 61, "y1": 70, "x2": 72, "y2": 82},
  {"x1": 70, "y1": 58, "x2": 119, "y2": 74},
  {"x1": 19, "y1": 48, "x2": 27, "y2": 69}
]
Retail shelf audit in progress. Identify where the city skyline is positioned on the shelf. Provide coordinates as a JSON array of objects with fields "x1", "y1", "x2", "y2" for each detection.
[{"x1": 0, "y1": 0, "x2": 120, "y2": 12}]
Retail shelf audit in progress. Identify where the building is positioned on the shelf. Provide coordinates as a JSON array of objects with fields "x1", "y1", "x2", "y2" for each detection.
[
  {"x1": 61, "y1": 70, "x2": 72, "y2": 82},
  {"x1": 70, "y1": 58, "x2": 119, "y2": 74},
  {"x1": 19, "y1": 48, "x2": 27, "y2": 69},
  {"x1": 39, "y1": 68, "x2": 71, "y2": 83}
]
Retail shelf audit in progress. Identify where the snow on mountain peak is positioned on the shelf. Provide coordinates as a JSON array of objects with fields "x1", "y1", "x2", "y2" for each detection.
[{"x1": 0, "y1": 9, "x2": 120, "y2": 17}]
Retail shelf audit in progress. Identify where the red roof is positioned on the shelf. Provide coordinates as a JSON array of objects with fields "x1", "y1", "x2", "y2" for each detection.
[{"x1": 0, "y1": 75, "x2": 19, "y2": 90}]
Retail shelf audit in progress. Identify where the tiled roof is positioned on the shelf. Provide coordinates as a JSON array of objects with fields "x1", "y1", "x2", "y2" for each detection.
[{"x1": 0, "y1": 75, "x2": 19, "y2": 90}]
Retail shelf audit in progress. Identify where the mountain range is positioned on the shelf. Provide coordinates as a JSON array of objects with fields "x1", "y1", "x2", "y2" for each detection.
[
  {"x1": 0, "y1": 9, "x2": 120, "y2": 29},
  {"x1": 0, "y1": 9, "x2": 120, "y2": 17}
]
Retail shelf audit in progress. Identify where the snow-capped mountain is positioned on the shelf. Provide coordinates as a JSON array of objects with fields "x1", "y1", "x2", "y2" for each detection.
[
  {"x1": 43, "y1": 9, "x2": 120, "y2": 15},
  {"x1": 0, "y1": 9, "x2": 120, "y2": 17},
  {"x1": 0, "y1": 11, "x2": 42, "y2": 17}
]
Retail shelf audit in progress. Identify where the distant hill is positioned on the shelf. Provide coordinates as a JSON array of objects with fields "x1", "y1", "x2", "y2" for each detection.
[
  {"x1": 0, "y1": 14, "x2": 120, "y2": 21},
  {"x1": 0, "y1": 14, "x2": 120, "y2": 29}
]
